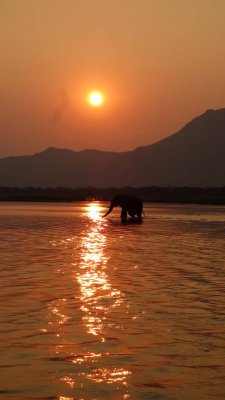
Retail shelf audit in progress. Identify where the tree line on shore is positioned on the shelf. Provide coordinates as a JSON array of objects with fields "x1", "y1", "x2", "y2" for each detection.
[{"x1": 1, "y1": 186, "x2": 225, "y2": 204}]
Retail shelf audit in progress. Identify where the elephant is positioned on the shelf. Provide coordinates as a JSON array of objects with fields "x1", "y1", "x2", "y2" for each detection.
[{"x1": 103, "y1": 194, "x2": 143, "y2": 222}]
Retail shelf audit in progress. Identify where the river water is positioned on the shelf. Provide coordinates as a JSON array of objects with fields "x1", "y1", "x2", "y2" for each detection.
[{"x1": 0, "y1": 202, "x2": 225, "y2": 400}]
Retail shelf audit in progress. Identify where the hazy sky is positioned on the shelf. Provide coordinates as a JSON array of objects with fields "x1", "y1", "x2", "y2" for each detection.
[{"x1": 1, "y1": 0, "x2": 225, "y2": 157}]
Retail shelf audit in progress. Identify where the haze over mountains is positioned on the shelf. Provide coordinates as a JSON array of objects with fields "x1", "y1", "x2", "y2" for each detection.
[{"x1": 1, "y1": 108, "x2": 225, "y2": 188}]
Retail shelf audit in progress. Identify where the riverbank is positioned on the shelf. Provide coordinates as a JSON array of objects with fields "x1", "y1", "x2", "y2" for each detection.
[{"x1": 1, "y1": 186, "x2": 225, "y2": 204}]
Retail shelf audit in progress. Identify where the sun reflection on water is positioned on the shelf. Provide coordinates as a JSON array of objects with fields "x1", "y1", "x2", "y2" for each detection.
[
  {"x1": 80, "y1": 367, "x2": 131, "y2": 385},
  {"x1": 77, "y1": 202, "x2": 124, "y2": 337},
  {"x1": 48, "y1": 202, "x2": 131, "y2": 397},
  {"x1": 59, "y1": 397, "x2": 74, "y2": 400}
]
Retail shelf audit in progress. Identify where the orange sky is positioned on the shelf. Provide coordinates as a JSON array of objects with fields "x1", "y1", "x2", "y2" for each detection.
[{"x1": 1, "y1": 0, "x2": 225, "y2": 157}]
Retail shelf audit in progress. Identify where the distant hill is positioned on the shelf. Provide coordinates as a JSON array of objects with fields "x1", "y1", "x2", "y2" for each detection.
[{"x1": 0, "y1": 108, "x2": 225, "y2": 187}]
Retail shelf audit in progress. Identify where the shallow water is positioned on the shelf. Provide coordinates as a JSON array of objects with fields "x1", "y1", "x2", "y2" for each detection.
[{"x1": 0, "y1": 202, "x2": 225, "y2": 400}]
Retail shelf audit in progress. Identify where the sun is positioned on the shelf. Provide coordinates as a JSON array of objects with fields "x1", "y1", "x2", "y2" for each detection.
[{"x1": 87, "y1": 91, "x2": 105, "y2": 107}]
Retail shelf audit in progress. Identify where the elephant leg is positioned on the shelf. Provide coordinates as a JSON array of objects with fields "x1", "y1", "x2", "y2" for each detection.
[
  {"x1": 120, "y1": 208, "x2": 127, "y2": 220},
  {"x1": 129, "y1": 208, "x2": 142, "y2": 221},
  {"x1": 128, "y1": 210, "x2": 134, "y2": 217}
]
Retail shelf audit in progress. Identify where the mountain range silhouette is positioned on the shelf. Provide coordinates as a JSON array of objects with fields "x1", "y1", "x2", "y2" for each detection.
[{"x1": 1, "y1": 108, "x2": 225, "y2": 187}]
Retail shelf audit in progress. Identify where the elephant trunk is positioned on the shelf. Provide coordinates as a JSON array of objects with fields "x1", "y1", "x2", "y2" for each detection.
[{"x1": 103, "y1": 205, "x2": 114, "y2": 217}]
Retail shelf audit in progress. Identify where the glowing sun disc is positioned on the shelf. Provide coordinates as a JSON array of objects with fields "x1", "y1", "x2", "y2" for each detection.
[{"x1": 87, "y1": 91, "x2": 105, "y2": 107}]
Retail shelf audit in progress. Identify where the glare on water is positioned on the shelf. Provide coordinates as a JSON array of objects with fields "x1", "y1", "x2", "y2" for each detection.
[
  {"x1": 0, "y1": 202, "x2": 225, "y2": 400},
  {"x1": 77, "y1": 204, "x2": 124, "y2": 337}
]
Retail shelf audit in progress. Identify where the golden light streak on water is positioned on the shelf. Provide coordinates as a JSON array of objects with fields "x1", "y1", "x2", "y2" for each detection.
[
  {"x1": 47, "y1": 298, "x2": 71, "y2": 332},
  {"x1": 72, "y1": 352, "x2": 102, "y2": 364},
  {"x1": 46, "y1": 202, "x2": 131, "y2": 396},
  {"x1": 60, "y1": 376, "x2": 75, "y2": 388},
  {"x1": 77, "y1": 202, "x2": 124, "y2": 337},
  {"x1": 80, "y1": 367, "x2": 132, "y2": 385},
  {"x1": 59, "y1": 397, "x2": 74, "y2": 400}
]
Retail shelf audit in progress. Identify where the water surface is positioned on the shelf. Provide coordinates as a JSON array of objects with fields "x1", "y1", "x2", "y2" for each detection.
[{"x1": 0, "y1": 202, "x2": 225, "y2": 400}]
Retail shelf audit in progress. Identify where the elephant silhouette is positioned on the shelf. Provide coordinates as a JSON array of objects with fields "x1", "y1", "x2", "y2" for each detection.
[{"x1": 103, "y1": 194, "x2": 143, "y2": 222}]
